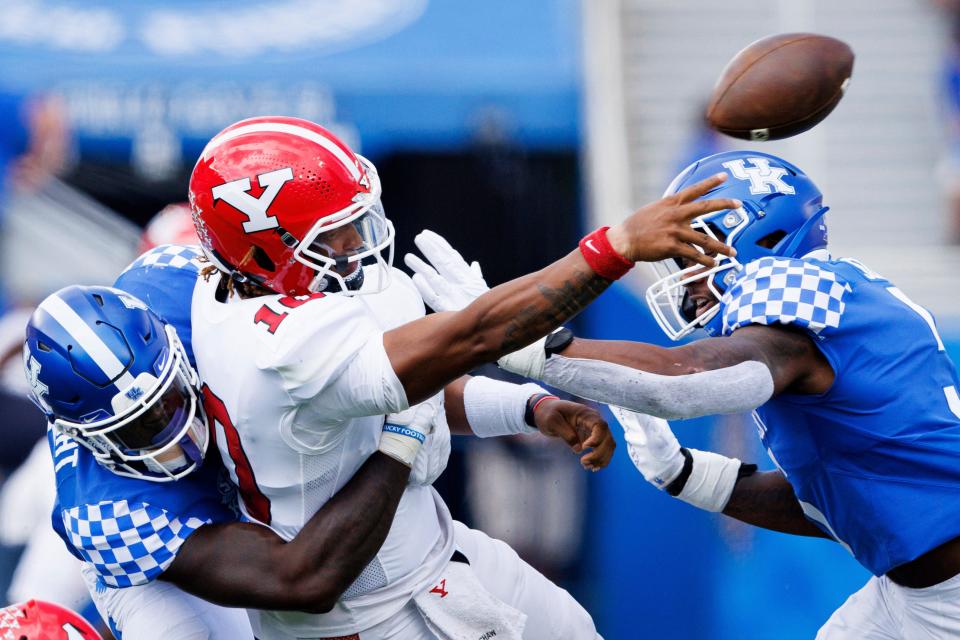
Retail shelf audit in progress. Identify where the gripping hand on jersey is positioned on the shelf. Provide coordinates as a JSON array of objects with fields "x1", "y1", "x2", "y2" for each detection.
[
  {"x1": 404, "y1": 230, "x2": 559, "y2": 379},
  {"x1": 610, "y1": 406, "x2": 746, "y2": 513},
  {"x1": 379, "y1": 394, "x2": 442, "y2": 468}
]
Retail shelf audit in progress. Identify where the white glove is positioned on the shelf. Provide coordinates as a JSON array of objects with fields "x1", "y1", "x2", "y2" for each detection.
[
  {"x1": 610, "y1": 406, "x2": 685, "y2": 489},
  {"x1": 409, "y1": 402, "x2": 452, "y2": 486},
  {"x1": 404, "y1": 229, "x2": 489, "y2": 312},
  {"x1": 379, "y1": 395, "x2": 441, "y2": 467},
  {"x1": 610, "y1": 405, "x2": 744, "y2": 512},
  {"x1": 403, "y1": 228, "x2": 558, "y2": 380}
]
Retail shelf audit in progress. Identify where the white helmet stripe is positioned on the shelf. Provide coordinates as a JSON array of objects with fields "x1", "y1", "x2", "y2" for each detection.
[
  {"x1": 39, "y1": 295, "x2": 137, "y2": 391},
  {"x1": 202, "y1": 122, "x2": 362, "y2": 181}
]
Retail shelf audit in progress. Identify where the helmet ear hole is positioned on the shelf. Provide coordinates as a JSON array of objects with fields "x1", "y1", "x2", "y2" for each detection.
[
  {"x1": 757, "y1": 230, "x2": 787, "y2": 249},
  {"x1": 37, "y1": 341, "x2": 52, "y2": 352},
  {"x1": 251, "y1": 245, "x2": 275, "y2": 272},
  {"x1": 704, "y1": 222, "x2": 728, "y2": 243},
  {"x1": 92, "y1": 294, "x2": 105, "y2": 307}
]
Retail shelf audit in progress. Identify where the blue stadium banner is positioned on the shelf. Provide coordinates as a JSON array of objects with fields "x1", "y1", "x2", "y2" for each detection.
[{"x1": 0, "y1": 0, "x2": 581, "y2": 166}]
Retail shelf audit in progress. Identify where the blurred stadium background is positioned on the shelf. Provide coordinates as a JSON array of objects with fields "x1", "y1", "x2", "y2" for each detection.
[{"x1": 0, "y1": 0, "x2": 957, "y2": 638}]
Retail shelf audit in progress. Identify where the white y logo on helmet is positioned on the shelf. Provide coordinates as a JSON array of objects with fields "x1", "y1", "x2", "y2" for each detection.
[
  {"x1": 721, "y1": 158, "x2": 796, "y2": 195},
  {"x1": 211, "y1": 167, "x2": 294, "y2": 233}
]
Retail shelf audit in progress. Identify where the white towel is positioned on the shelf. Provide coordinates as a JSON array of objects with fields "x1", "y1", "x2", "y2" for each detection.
[{"x1": 413, "y1": 559, "x2": 526, "y2": 640}]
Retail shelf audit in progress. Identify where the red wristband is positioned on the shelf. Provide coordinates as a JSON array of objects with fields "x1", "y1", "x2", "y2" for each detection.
[
  {"x1": 532, "y1": 394, "x2": 559, "y2": 414},
  {"x1": 578, "y1": 226, "x2": 633, "y2": 280},
  {"x1": 524, "y1": 393, "x2": 559, "y2": 427}
]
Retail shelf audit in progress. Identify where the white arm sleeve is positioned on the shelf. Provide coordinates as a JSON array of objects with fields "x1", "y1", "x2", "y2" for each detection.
[{"x1": 537, "y1": 356, "x2": 774, "y2": 420}]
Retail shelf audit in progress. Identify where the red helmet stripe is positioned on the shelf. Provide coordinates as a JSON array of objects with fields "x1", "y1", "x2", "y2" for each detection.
[{"x1": 202, "y1": 122, "x2": 362, "y2": 181}]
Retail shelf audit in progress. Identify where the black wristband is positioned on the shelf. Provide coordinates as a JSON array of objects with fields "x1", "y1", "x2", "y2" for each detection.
[
  {"x1": 544, "y1": 327, "x2": 575, "y2": 357},
  {"x1": 524, "y1": 393, "x2": 554, "y2": 427},
  {"x1": 665, "y1": 447, "x2": 694, "y2": 497},
  {"x1": 737, "y1": 462, "x2": 758, "y2": 480}
]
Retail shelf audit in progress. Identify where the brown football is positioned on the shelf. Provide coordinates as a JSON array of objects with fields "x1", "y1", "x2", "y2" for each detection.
[{"x1": 706, "y1": 33, "x2": 854, "y2": 141}]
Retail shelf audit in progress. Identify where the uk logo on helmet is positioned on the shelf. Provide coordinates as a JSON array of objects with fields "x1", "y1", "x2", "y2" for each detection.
[
  {"x1": 721, "y1": 157, "x2": 796, "y2": 195},
  {"x1": 118, "y1": 294, "x2": 147, "y2": 311},
  {"x1": 25, "y1": 352, "x2": 48, "y2": 400},
  {"x1": 211, "y1": 168, "x2": 294, "y2": 233}
]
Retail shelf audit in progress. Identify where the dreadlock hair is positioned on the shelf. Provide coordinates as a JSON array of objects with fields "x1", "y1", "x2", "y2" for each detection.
[{"x1": 198, "y1": 247, "x2": 274, "y2": 299}]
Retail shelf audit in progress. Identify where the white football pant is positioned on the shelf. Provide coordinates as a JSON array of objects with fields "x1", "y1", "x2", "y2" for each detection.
[
  {"x1": 257, "y1": 521, "x2": 601, "y2": 640},
  {"x1": 817, "y1": 572, "x2": 960, "y2": 639},
  {"x1": 80, "y1": 521, "x2": 600, "y2": 640},
  {"x1": 81, "y1": 563, "x2": 255, "y2": 640}
]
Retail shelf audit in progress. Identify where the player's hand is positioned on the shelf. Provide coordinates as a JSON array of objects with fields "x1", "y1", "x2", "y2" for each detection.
[
  {"x1": 404, "y1": 229, "x2": 490, "y2": 312},
  {"x1": 606, "y1": 173, "x2": 740, "y2": 267},
  {"x1": 609, "y1": 406, "x2": 684, "y2": 489},
  {"x1": 534, "y1": 398, "x2": 615, "y2": 471},
  {"x1": 379, "y1": 395, "x2": 441, "y2": 468},
  {"x1": 409, "y1": 402, "x2": 452, "y2": 486},
  {"x1": 404, "y1": 230, "x2": 563, "y2": 379}
]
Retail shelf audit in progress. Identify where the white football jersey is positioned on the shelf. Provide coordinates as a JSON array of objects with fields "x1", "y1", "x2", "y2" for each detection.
[{"x1": 191, "y1": 268, "x2": 454, "y2": 638}]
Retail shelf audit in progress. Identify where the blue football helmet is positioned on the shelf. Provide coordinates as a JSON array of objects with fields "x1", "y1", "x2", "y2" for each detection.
[
  {"x1": 646, "y1": 150, "x2": 829, "y2": 340},
  {"x1": 24, "y1": 285, "x2": 207, "y2": 481}
]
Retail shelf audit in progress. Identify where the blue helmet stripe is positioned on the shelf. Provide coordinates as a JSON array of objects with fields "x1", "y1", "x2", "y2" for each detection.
[{"x1": 38, "y1": 295, "x2": 136, "y2": 391}]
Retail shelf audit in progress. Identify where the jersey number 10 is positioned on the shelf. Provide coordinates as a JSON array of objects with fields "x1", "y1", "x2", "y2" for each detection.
[{"x1": 202, "y1": 384, "x2": 272, "y2": 524}]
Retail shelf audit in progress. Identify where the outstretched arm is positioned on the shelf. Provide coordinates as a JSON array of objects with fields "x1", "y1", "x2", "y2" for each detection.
[
  {"x1": 613, "y1": 408, "x2": 829, "y2": 539},
  {"x1": 402, "y1": 218, "x2": 828, "y2": 417},
  {"x1": 162, "y1": 451, "x2": 409, "y2": 613},
  {"x1": 558, "y1": 324, "x2": 813, "y2": 385},
  {"x1": 723, "y1": 470, "x2": 829, "y2": 538},
  {"x1": 443, "y1": 375, "x2": 616, "y2": 470},
  {"x1": 386, "y1": 250, "x2": 610, "y2": 403},
  {"x1": 503, "y1": 324, "x2": 831, "y2": 419},
  {"x1": 386, "y1": 174, "x2": 740, "y2": 404}
]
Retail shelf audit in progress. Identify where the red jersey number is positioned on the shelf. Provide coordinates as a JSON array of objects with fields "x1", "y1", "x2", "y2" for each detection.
[
  {"x1": 254, "y1": 293, "x2": 325, "y2": 334},
  {"x1": 202, "y1": 384, "x2": 272, "y2": 524}
]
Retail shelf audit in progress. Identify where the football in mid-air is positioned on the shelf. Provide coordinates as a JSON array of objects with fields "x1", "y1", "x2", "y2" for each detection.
[{"x1": 706, "y1": 33, "x2": 854, "y2": 141}]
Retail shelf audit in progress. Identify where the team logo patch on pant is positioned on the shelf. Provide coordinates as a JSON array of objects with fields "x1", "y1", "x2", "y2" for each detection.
[{"x1": 429, "y1": 578, "x2": 449, "y2": 598}]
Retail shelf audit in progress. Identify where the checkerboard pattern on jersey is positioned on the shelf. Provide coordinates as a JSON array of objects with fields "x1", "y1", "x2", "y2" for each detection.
[
  {"x1": 722, "y1": 257, "x2": 851, "y2": 335},
  {"x1": 62, "y1": 500, "x2": 206, "y2": 587},
  {"x1": 124, "y1": 244, "x2": 203, "y2": 273}
]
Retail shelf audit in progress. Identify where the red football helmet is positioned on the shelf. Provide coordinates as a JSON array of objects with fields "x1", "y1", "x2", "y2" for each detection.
[
  {"x1": 0, "y1": 600, "x2": 103, "y2": 640},
  {"x1": 138, "y1": 202, "x2": 199, "y2": 252},
  {"x1": 189, "y1": 116, "x2": 394, "y2": 296}
]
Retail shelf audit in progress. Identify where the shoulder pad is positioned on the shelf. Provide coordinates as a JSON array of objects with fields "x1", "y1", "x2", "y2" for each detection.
[
  {"x1": 61, "y1": 500, "x2": 208, "y2": 587},
  {"x1": 721, "y1": 257, "x2": 851, "y2": 336},
  {"x1": 253, "y1": 292, "x2": 379, "y2": 358},
  {"x1": 360, "y1": 268, "x2": 426, "y2": 330}
]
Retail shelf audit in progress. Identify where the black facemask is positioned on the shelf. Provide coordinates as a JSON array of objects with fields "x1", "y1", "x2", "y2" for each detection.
[{"x1": 315, "y1": 263, "x2": 366, "y2": 293}]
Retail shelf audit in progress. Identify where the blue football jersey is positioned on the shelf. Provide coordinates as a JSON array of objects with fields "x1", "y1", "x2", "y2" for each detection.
[
  {"x1": 720, "y1": 256, "x2": 960, "y2": 576},
  {"x1": 113, "y1": 244, "x2": 206, "y2": 368},
  {"x1": 50, "y1": 244, "x2": 237, "y2": 588}
]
